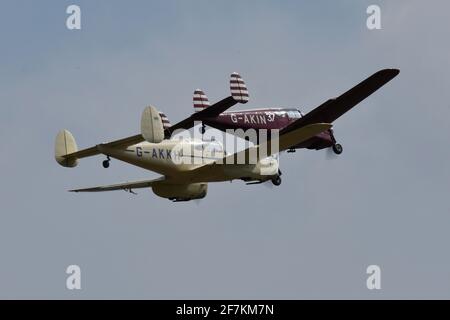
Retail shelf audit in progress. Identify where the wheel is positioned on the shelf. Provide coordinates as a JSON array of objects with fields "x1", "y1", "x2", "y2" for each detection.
[
  {"x1": 200, "y1": 125, "x2": 206, "y2": 134},
  {"x1": 332, "y1": 143, "x2": 343, "y2": 155},
  {"x1": 102, "y1": 160, "x2": 110, "y2": 168},
  {"x1": 271, "y1": 176, "x2": 282, "y2": 186}
]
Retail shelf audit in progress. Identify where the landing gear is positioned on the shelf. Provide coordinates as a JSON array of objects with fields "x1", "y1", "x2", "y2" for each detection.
[
  {"x1": 329, "y1": 128, "x2": 343, "y2": 155},
  {"x1": 200, "y1": 124, "x2": 206, "y2": 135},
  {"x1": 271, "y1": 175, "x2": 282, "y2": 186},
  {"x1": 287, "y1": 148, "x2": 296, "y2": 153},
  {"x1": 102, "y1": 156, "x2": 110, "y2": 168},
  {"x1": 332, "y1": 143, "x2": 343, "y2": 155}
]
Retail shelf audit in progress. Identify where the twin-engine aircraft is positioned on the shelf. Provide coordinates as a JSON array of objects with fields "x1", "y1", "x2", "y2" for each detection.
[
  {"x1": 55, "y1": 69, "x2": 399, "y2": 201},
  {"x1": 190, "y1": 69, "x2": 399, "y2": 154}
]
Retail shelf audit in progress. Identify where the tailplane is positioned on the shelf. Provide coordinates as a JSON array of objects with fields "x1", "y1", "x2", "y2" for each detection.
[
  {"x1": 193, "y1": 89, "x2": 210, "y2": 113},
  {"x1": 55, "y1": 129, "x2": 79, "y2": 167}
]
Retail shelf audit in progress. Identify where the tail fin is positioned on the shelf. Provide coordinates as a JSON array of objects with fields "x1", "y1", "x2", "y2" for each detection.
[
  {"x1": 159, "y1": 111, "x2": 171, "y2": 130},
  {"x1": 141, "y1": 106, "x2": 165, "y2": 143},
  {"x1": 55, "y1": 129, "x2": 79, "y2": 167},
  {"x1": 193, "y1": 89, "x2": 210, "y2": 113},
  {"x1": 230, "y1": 72, "x2": 249, "y2": 103},
  {"x1": 192, "y1": 72, "x2": 248, "y2": 114}
]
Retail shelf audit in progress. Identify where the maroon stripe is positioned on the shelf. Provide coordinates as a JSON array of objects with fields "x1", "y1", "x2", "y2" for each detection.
[
  {"x1": 230, "y1": 86, "x2": 248, "y2": 90},
  {"x1": 232, "y1": 93, "x2": 249, "y2": 97}
]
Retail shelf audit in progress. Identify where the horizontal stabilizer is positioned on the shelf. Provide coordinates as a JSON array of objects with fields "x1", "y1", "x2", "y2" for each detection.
[
  {"x1": 56, "y1": 107, "x2": 166, "y2": 165},
  {"x1": 70, "y1": 177, "x2": 166, "y2": 192},
  {"x1": 61, "y1": 134, "x2": 144, "y2": 162}
]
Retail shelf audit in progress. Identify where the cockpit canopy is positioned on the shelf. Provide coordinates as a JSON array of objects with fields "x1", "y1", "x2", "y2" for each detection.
[
  {"x1": 286, "y1": 109, "x2": 303, "y2": 119},
  {"x1": 189, "y1": 140, "x2": 224, "y2": 158}
]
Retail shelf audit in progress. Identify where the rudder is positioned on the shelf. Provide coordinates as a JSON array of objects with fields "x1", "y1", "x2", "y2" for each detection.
[
  {"x1": 55, "y1": 129, "x2": 79, "y2": 167},
  {"x1": 141, "y1": 106, "x2": 165, "y2": 143},
  {"x1": 193, "y1": 89, "x2": 210, "y2": 112}
]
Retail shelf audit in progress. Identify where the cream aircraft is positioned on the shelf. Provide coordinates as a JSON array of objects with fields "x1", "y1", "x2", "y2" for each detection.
[{"x1": 55, "y1": 73, "x2": 331, "y2": 201}]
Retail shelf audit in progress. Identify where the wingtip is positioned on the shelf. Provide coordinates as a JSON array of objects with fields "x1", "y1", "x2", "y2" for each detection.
[
  {"x1": 390, "y1": 68, "x2": 400, "y2": 76},
  {"x1": 380, "y1": 68, "x2": 400, "y2": 77}
]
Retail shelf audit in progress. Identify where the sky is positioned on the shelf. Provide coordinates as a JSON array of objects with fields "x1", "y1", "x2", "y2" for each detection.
[{"x1": 0, "y1": 0, "x2": 449, "y2": 299}]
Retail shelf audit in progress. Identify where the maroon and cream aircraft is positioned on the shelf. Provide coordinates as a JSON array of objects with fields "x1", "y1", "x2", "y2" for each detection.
[{"x1": 183, "y1": 69, "x2": 400, "y2": 154}]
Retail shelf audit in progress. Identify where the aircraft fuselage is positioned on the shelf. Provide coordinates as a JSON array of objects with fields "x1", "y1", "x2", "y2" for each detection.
[
  {"x1": 97, "y1": 139, "x2": 279, "y2": 184},
  {"x1": 202, "y1": 108, "x2": 334, "y2": 150}
]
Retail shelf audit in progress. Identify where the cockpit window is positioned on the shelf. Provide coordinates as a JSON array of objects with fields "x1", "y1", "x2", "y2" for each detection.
[
  {"x1": 287, "y1": 110, "x2": 302, "y2": 119},
  {"x1": 274, "y1": 111, "x2": 286, "y2": 117}
]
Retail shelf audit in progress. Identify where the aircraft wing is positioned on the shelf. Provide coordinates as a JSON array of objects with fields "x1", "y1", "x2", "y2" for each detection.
[
  {"x1": 62, "y1": 134, "x2": 144, "y2": 160},
  {"x1": 69, "y1": 176, "x2": 166, "y2": 192},
  {"x1": 185, "y1": 123, "x2": 331, "y2": 180},
  {"x1": 281, "y1": 68, "x2": 399, "y2": 134},
  {"x1": 222, "y1": 123, "x2": 332, "y2": 164}
]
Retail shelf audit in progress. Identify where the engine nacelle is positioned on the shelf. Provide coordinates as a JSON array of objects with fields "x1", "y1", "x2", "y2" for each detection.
[
  {"x1": 222, "y1": 155, "x2": 279, "y2": 181},
  {"x1": 152, "y1": 183, "x2": 208, "y2": 202}
]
